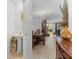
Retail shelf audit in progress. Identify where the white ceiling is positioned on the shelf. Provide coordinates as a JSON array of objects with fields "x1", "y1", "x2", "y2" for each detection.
[
  {"x1": 10, "y1": 0, "x2": 65, "y2": 20},
  {"x1": 32, "y1": 0, "x2": 64, "y2": 20}
]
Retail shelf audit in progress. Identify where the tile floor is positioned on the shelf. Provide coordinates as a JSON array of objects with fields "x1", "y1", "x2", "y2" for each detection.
[
  {"x1": 32, "y1": 34, "x2": 56, "y2": 59},
  {"x1": 7, "y1": 53, "x2": 23, "y2": 59}
]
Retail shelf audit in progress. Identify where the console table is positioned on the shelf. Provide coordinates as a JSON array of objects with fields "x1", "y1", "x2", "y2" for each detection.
[{"x1": 56, "y1": 37, "x2": 72, "y2": 59}]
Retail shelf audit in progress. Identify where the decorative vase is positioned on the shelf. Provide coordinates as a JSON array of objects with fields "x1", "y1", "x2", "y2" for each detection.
[{"x1": 60, "y1": 26, "x2": 72, "y2": 40}]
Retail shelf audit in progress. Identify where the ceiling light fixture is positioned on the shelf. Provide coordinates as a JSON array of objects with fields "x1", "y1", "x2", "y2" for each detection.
[{"x1": 34, "y1": 10, "x2": 47, "y2": 16}]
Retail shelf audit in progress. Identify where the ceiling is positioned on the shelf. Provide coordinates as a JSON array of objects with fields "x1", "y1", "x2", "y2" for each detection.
[
  {"x1": 10, "y1": 0, "x2": 65, "y2": 20},
  {"x1": 32, "y1": 0, "x2": 65, "y2": 20}
]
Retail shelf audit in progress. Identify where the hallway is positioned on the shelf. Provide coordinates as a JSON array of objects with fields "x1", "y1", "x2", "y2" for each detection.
[{"x1": 32, "y1": 34, "x2": 56, "y2": 59}]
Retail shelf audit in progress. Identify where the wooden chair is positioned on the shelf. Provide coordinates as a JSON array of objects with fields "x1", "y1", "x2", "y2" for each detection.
[
  {"x1": 32, "y1": 31, "x2": 39, "y2": 48},
  {"x1": 37, "y1": 33, "x2": 45, "y2": 45}
]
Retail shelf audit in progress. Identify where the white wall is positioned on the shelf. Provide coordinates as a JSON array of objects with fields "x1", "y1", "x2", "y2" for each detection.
[
  {"x1": 7, "y1": 0, "x2": 17, "y2": 52},
  {"x1": 7, "y1": 0, "x2": 23, "y2": 52},
  {"x1": 15, "y1": 2, "x2": 23, "y2": 34},
  {"x1": 68, "y1": 0, "x2": 72, "y2": 32},
  {"x1": 23, "y1": 0, "x2": 32, "y2": 59}
]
